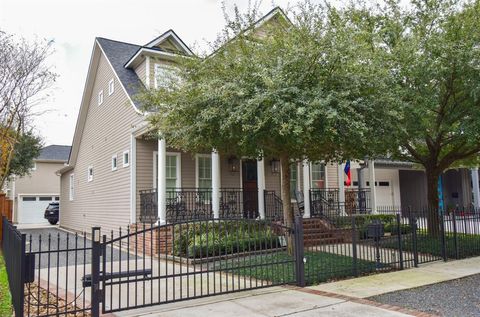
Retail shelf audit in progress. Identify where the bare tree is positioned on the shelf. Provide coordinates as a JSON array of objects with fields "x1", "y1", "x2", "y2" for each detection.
[{"x1": 0, "y1": 30, "x2": 57, "y2": 188}]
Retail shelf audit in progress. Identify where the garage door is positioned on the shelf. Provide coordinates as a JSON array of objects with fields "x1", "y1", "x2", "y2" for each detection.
[{"x1": 18, "y1": 195, "x2": 59, "y2": 224}]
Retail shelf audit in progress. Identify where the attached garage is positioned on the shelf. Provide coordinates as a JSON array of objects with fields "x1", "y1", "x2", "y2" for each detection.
[{"x1": 17, "y1": 195, "x2": 59, "y2": 224}]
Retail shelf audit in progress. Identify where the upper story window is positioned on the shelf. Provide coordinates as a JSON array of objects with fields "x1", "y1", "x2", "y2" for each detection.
[
  {"x1": 31, "y1": 162, "x2": 37, "y2": 171},
  {"x1": 154, "y1": 64, "x2": 180, "y2": 90},
  {"x1": 87, "y1": 166, "x2": 94, "y2": 182},
  {"x1": 108, "y1": 79, "x2": 115, "y2": 95},
  {"x1": 123, "y1": 150, "x2": 130, "y2": 167},
  {"x1": 69, "y1": 174, "x2": 74, "y2": 201},
  {"x1": 98, "y1": 90, "x2": 104, "y2": 105},
  {"x1": 111, "y1": 154, "x2": 117, "y2": 171}
]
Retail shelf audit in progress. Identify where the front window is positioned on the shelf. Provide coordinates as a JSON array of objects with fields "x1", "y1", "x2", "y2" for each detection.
[
  {"x1": 311, "y1": 162, "x2": 326, "y2": 189},
  {"x1": 166, "y1": 155, "x2": 178, "y2": 189},
  {"x1": 154, "y1": 64, "x2": 180, "y2": 90},
  {"x1": 197, "y1": 155, "x2": 212, "y2": 189}
]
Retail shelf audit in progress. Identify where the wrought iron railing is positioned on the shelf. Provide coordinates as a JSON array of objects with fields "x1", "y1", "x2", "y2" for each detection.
[
  {"x1": 139, "y1": 189, "x2": 158, "y2": 222},
  {"x1": 264, "y1": 190, "x2": 283, "y2": 221},
  {"x1": 166, "y1": 188, "x2": 213, "y2": 222},
  {"x1": 310, "y1": 188, "x2": 371, "y2": 219},
  {"x1": 220, "y1": 188, "x2": 258, "y2": 219}
]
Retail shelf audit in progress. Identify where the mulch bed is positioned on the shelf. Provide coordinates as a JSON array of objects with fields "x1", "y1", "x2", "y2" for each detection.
[{"x1": 23, "y1": 283, "x2": 91, "y2": 317}]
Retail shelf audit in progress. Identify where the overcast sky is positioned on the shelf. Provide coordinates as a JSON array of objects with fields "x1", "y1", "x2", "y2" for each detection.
[{"x1": 0, "y1": 0, "x2": 302, "y2": 146}]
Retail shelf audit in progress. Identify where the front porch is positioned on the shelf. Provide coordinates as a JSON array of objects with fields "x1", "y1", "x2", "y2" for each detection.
[{"x1": 132, "y1": 136, "x2": 377, "y2": 224}]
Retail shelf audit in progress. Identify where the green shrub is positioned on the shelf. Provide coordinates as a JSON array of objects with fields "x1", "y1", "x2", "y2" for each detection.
[
  {"x1": 172, "y1": 220, "x2": 281, "y2": 258},
  {"x1": 333, "y1": 214, "x2": 396, "y2": 228}
]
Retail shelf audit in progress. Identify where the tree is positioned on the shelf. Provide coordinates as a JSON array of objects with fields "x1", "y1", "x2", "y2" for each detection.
[
  {"x1": 137, "y1": 3, "x2": 391, "y2": 227},
  {"x1": 362, "y1": 0, "x2": 480, "y2": 234},
  {"x1": 7, "y1": 131, "x2": 42, "y2": 179},
  {"x1": 0, "y1": 30, "x2": 56, "y2": 188}
]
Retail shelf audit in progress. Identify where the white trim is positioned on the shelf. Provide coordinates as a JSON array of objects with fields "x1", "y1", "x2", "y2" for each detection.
[
  {"x1": 123, "y1": 150, "x2": 130, "y2": 167},
  {"x1": 108, "y1": 78, "x2": 115, "y2": 95},
  {"x1": 125, "y1": 47, "x2": 183, "y2": 69},
  {"x1": 145, "y1": 56, "x2": 151, "y2": 88},
  {"x1": 145, "y1": 30, "x2": 194, "y2": 55},
  {"x1": 111, "y1": 154, "x2": 118, "y2": 171},
  {"x1": 153, "y1": 151, "x2": 182, "y2": 188},
  {"x1": 98, "y1": 90, "x2": 104, "y2": 105},
  {"x1": 129, "y1": 134, "x2": 136, "y2": 223},
  {"x1": 87, "y1": 165, "x2": 94, "y2": 182},
  {"x1": 69, "y1": 173, "x2": 75, "y2": 201},
  {"x1": 309, "y1": 161, "x2": 326, "y2": 189},
  {"x1": 96, "y1": 40, "x2": 143, "y2": 114},
  {"x1": 195, "y1": 154, "x2": 212, "y2": 188}
]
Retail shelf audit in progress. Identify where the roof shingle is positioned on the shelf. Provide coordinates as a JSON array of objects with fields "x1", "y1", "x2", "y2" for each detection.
[{"x1": 37, "y1": 145, "x2": 71, "y2": 162}]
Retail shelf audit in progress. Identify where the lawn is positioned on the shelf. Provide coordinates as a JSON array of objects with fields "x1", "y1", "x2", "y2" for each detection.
[
  {"x1": 384, "y1": 232, "x2": 480, "y2": 259},
  {"x1": 0, "y1": 251, "x2": 12, "y2": 316},
  {"x1": 215, "y1": 250, "x2": 380, "y2": 285}
]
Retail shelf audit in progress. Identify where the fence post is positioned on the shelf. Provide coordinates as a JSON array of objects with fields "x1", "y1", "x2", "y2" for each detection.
[
  {"x1": 294, "y1": 215, "x2": 305, "y2": 287},
  {"x1": 452, "y1": 209, "x2": 459, "y2": 259},
  {"x1": 396, "y1": 213, "x2": 404, "y2": 270},
  {"x1": 440, "y1": 211, "x2": 447, "y2": 261},
  {"x1": 411, "y1": 215, "x2": 419, "y2": 267},
  {"x1": 351, "y1": 215, "x2": 358, "y2": 277},
  {"x1": 91, "y1": 227, "x2": 101, "y2": 317}
]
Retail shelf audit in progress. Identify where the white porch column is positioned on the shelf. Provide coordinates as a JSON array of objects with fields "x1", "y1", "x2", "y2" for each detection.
[
  {"x1": 157, "y1": 139, "x2": 167, "y2": 224},
  {"x1": 211, "y1": 150, "x2": 221, "y2": 219},
  {"x1": 302, "y1": 160, "x2": 311, "y2": 218},
  {"x1": 257, "y1": 158, "x2": 266, "y2": 219},
  {"x1": 471, "y1": 168, "x2": 480, "y2": 209},
  {"x1": 337, "y1": 163, "x2": 346, "y2": 215},
  {"x1": 368, "y1": 159, "x2": 377, "y2": 213},
  {"x1": 130, "y1": 134, "x2": 136, "y2": 223}
]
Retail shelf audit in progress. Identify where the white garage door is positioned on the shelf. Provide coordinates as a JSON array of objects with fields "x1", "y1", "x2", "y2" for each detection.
[{"x1": 18, "y1": 195, "x2": 59, "y2": 224}]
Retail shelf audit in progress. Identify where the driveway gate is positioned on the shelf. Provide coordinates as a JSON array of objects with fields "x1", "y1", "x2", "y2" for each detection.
[{"x1": 95, "y1": 218, "x2": 299, "y2": 314}]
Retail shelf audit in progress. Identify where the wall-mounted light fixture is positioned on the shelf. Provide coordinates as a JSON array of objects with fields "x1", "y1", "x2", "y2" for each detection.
[
  {"x1": 270, "y1": 159, "x2": 280, "y2": 174},
  {"x1": 228, "y1": 156, "x2": 240, "y2": 173}
]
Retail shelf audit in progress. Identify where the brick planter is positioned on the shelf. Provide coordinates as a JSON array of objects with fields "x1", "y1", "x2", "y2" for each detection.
[{"x1": 129, "y1": 224, "x2": 173, "y2": 256}]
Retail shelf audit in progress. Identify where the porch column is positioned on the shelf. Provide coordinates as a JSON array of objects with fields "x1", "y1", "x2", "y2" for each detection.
[
  {"x1": 472, "y1": 168, "x2": 480, "y2": 209},
  {"x1": 211, "y1": 150, "x2": 221, "y2": 219},
  {"x1": 257, "y1": 158, "x2": 266, "y2": 219},
  {"x1": 302, "y1": 160, "x2": 311, "y2": 218},
  {"x1": 337, "y1": 163, "x2": 346, "y2": 215},
  {"x1": 368, "y1": 159, "x2": 377, "y2": 213},
  {"x1": 157, "y1": 139, "x2": 167, "y2": 224}
]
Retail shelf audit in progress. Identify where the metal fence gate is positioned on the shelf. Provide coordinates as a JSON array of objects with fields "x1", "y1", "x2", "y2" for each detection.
[{"x1": 97, "y1": 218, "x2": 298, "y2": 314}]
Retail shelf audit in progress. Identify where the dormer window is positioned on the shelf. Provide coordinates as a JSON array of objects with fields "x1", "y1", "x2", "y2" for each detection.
[
  {"x1": 98, "y1": 90, "x2": 104, "y2": 105},
  {"x1": 154, "y1": 64, "x2": 180, "y2": 90}
]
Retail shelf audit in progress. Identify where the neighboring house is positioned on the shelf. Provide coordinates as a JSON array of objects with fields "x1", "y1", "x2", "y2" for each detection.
[
  {"x1": 58, "y1": 8, "x2": 480, "y2": 233},
  {"x1": 6, "y1": 145, "x2": 71, "y2": 224}
]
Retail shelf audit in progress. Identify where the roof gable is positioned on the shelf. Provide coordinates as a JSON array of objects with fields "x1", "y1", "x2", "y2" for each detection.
[
  {"x1": 37, "y1": 145, "x2": 71, "y2": 162},
  {"x1": 145, "y1": 30, "x2": 194, "y2": 56}
]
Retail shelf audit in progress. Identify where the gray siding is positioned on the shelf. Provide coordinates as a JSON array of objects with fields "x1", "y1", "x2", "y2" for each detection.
[{"x1": 60, "y1": 52, "x2": 143, "y2": 233}]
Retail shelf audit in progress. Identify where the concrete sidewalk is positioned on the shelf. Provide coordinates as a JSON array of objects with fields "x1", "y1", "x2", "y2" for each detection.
[
  {"x1": 116, "y1": 287, "x2": 414, "y2": 317},
  {"x1": 309, "y1": 256, "x2": 480, "y2": 298}
]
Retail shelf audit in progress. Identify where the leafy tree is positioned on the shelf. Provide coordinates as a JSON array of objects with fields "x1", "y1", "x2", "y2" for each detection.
[
  {"x1": 362, "y1": 0, "x2": 480, "y2": 234},
  {"x1": 7, "y1": 131, "x2": 42, "y2": 179},
  {"x1": 0, "y1": 30, "x2": 56, "y2": 188},
  {"x1": 138, "y1": 3, "x2": 391, "y2": 226}
]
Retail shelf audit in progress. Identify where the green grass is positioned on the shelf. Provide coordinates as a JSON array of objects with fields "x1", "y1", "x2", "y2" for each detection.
[
  {"x1": 384, "y1": 233, "x2": 480, "y2": 259},
  {"x1": 0, "y1": 251, "x2": 12, "y2": 316},
  {"x1": 215, "y1": 251, "x2": 381, "y2": 285}
]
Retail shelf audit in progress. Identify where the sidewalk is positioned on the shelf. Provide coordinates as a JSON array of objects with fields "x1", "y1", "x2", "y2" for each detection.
[
  {"x1": 119, "y1": 257, "x2": 480, "y2": 317},
  {"x1": 308, "y1": 256, "x2": 480, "y2": 298}
]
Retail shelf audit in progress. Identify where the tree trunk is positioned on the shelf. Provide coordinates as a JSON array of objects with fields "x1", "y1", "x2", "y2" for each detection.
[
  {"x1": 279, "y1": 154, "x2": 294, "y2": 227},
  {"x1": 425, "y1": 167, "x2": 441, "y2": 237},
  {"x1": 279, "y1": 154, "x2": 295, "y2": 255}
]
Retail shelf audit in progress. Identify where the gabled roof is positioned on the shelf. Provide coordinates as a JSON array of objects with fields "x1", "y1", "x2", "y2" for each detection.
[
  {"x1": 37, "y1": 145, "x2": 71, "y2": 162},
  {"x1": 145, "y1": 29, "x2": 194, "y2": 55},
  {"x1": 96, "y1": 38, "x2": 144, "y2": 107}
]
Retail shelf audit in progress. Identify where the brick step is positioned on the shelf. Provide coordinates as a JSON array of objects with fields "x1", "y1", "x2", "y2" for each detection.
[{"x1": 304, "y1": 238, "x2": 344, "y2": 246}]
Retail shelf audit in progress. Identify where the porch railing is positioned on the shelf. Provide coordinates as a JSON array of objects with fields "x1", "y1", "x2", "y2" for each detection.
[
  {"x1": 264, "y1": 190, "x2": 283, "y2": 221},
  {"x1": 310, "y1": 188, "x2": 371, "y2": 219},
  {"x1": 139, "y1": 188, "x2": 259, "y2": 222}
]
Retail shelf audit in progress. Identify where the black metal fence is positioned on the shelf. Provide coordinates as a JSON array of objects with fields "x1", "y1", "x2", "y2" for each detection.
[
  {"x1": 4, "y1": 205, "x2": 480, "y2": 316},
  {"x1": 2, "y1": 217, "x2": 25, "y2": 316},
  {"x1": 264, "y1": 190, "x2": 283, "y2": 221}
]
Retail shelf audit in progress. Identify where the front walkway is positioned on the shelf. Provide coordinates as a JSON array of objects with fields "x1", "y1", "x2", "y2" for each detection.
[{"x1": 116, "y1": 287, "x2": 414, "y2": 317}]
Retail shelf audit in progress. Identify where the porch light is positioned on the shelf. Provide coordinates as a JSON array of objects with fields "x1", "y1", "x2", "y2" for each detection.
[
  {"x1": 270, "y1": 159, "x2": 280, "y2": 174},
  {"x1": 228, "y1": 156, "x2": 240, "y2": 173}
]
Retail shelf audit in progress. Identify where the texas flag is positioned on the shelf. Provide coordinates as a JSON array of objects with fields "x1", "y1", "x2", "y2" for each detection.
[{"x1": 344, "y1": 160, "x2": 351, "y2": 186}]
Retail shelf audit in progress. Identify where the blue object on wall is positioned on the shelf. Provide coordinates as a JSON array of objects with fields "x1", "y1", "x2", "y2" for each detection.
[{"x1": 438, "y1": 175, "x2": 444, "y2": 213}]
